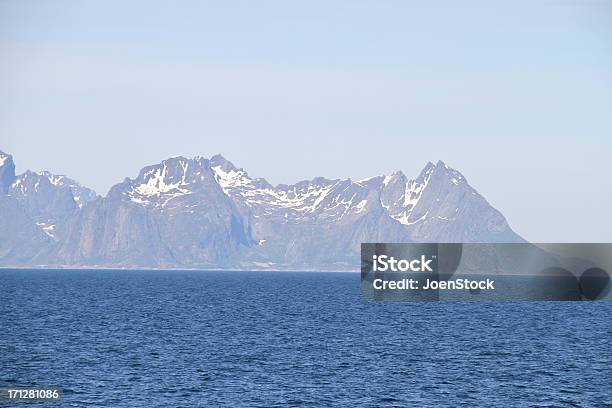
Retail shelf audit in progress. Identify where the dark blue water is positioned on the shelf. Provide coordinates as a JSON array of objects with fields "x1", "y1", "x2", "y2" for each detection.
[{"x1": 1, "y1": 270, "x2": 610, "y2": 407}]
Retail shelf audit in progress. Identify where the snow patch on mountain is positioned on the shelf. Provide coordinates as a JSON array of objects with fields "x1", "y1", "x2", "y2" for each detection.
[
  {"x1": 354, "y1": 199, "x2": 368, "y2": 214},
  {"x1": 133, "y1": 163, "x2": 190, "y2": 196},
  {"x1": 36, "y1": 221, "x2": 56, "y2": 238},
  {"x1": 123, "y1": 158, "x2": 200, "y2": 208},
  {"x1": 210, "y1": 161, "x2": 347, "y2": 217},
  {"x1": 211, "y1": 165, "x2": 254, "y2": 191},
  {"x1": 376, "y1": 164, "x2": 436, "y2": 226}
]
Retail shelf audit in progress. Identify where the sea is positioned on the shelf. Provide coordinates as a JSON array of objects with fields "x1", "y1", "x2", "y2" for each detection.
[{"x1": 1, "y1": 269, "x2": 610, "y2": 407}]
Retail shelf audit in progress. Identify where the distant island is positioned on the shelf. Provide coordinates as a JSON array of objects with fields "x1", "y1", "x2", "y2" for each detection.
[{"x1": 0, "y1": 150, "x2": 522, "y2": 270}]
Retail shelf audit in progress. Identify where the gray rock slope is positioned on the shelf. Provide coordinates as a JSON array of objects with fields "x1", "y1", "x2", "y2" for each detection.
[{"x1": 0, "y1": 150, "x2": 523, "y2": 270}]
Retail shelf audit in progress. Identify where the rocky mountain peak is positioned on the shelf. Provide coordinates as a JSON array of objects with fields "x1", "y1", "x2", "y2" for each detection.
[
  {"x1": 0, "y1": 150, "x2": 16, "y2": 194},
  {"x1": 0, "y1": 150, "x2": 13, "y2": 165},
  {"x1": 209, "y1": 154, "x2": 238, "y2": 172},
  {"x1": 425, "y1": 159, "x2": 467, "y2": 188}
]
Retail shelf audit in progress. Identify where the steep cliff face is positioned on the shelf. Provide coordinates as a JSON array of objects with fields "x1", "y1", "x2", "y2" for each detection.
[
  {"x1": 0, "y1": 151, "x2": 16, "y2": 194},
  {"x1": 58, "y1": 156, "x2": 252, "y2": 268},
  {"x1": 0, "y1": 151, "x2": 53, "y2": 262},
  {"x1": 0, "y1": 151, "x2": 523, "y2": 269}
]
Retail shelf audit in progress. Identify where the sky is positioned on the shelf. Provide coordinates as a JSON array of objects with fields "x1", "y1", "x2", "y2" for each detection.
[{"x1": 1, "y1": 0, "x2": 611, "y2": 242}]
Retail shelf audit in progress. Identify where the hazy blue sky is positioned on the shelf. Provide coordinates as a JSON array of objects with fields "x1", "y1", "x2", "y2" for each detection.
[{"x1": 1, "y1": 1, "x2": 611, "y2": 242}]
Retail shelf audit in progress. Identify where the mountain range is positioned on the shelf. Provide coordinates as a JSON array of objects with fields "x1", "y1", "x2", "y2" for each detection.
[{"x1": 0, "y1": 150, "x2": 523, "y2": 270}]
